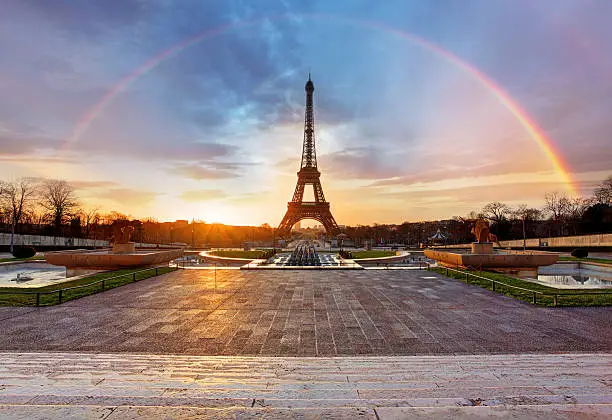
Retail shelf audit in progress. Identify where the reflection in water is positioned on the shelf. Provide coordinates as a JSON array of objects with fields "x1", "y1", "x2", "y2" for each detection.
[
  {"x1": 536, "y1": 274, "x2": 612, "y2": 288},
  {"x1": 532, "y1": 263, "x2": 612, "y2": 288},
  {"x1": 0, "y1": 263, "x2": 67, "y2": 287}
]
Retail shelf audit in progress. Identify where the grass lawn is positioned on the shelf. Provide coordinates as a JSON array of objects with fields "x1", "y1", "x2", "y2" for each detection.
[
  {"x1": 209, "y1": 250, "x2": 266, "y2": 259},
  {"x1": 559, "y1": 256, "x2": 612, "y2": 265},
  {"x1": 0, "y1": 266, "x2": 176, "y2": 307},
  {"x1": 352, "y1": 250, "x2": 398, "y2": 259},
  {"x1": 431, "y1": 266, "x2": 612, "y2": 307},
  {"x1": 0, "y1": 256, "x2": 46, "y2": 263}
]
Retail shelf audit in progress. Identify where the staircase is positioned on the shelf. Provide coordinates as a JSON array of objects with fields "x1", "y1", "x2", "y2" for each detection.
[{"x1": 0, "y1": 352, "x2": 610, "y2": 419}]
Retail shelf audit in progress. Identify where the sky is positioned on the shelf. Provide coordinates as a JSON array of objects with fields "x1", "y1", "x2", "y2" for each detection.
[{"x1": 1, "y1": 0, "x2": 611, "y2": 226}]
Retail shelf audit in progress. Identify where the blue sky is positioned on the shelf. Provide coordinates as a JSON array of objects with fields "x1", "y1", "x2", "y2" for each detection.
[{"x1": 1, "y1": 0, "x2": 611, "y2": 224}]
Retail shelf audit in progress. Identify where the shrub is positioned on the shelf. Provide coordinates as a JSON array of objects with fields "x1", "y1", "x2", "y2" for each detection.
[
  {"x1": 12, "y1": 246, "x2": 37, "y2": 259},
  {"x1": 571, "y1": 248, "x2": 589, "y2": 258},
  {"x1": 339, "y1": 250, "x2": 353, "y2": 259},
  {"x1": 262, "y1": 249, "x2": 277, "y2": 259}
]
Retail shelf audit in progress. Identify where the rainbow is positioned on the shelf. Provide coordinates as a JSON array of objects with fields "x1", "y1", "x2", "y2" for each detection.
[{"x1": 64, "y1": 13, "x2": 577, "y2": 195}]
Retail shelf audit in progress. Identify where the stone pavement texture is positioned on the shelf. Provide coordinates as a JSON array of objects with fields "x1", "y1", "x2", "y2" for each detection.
[
  {"x1": 0, "y1": 352, "x2": 610, "y2": 419},
  {"x1": 0, "y1": 269, "x2": 610, "y2": 355}
]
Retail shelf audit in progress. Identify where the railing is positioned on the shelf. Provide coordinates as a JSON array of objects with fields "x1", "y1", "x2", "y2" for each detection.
[
  {"x1": 427, "y1": 264, "x2": 612, "y2": 307},
  {"x1": 0, "y1": 265, "x2": 172, "y2": 307}
]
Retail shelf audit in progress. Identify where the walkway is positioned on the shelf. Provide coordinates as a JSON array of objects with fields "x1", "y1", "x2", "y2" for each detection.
[
  {"x1": 0, "y1": 269, "x2": 610, "y2": 355},
  {"x1": 0, "y1": 352, "x2": 610, "y2": 419}
]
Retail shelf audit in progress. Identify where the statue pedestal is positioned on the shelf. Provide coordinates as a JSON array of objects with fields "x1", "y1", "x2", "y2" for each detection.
[
  {"x1": 471, "y1": 242, "x2": 493, "y2": 254},
  {"x1": 112, "y1": 242, "x2": 136, "y2": 254}
]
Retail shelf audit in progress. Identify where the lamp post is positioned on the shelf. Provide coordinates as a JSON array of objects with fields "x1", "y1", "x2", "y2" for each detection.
[
  {"x1": 191, "y1": 218, "x2": 195, "y2": 249},
  {"x1": 522, "y1": 215, "x2": 527, "y2": 251}
]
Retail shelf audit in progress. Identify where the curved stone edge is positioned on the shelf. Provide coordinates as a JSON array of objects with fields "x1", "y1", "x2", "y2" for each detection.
[
  {"x1": 199, "y1": 251, "x2": 257, "y2": 264},
  {"x1": 424, "y1": 249, "x2": 558, "y2": 268},
  {"x1": 353, "y1": 251, "x2": 410, "y2": 263},
  {"x1": 44, "y1": 248, "x2": 184, "y2": 269},
  {"x1": 0, "y1": 259, "x2": 48, "y2": 267}
]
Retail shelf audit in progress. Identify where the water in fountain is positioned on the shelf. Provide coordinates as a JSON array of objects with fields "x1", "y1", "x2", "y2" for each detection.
[
  {"x1": 0, "y1": 263, "x2": 67, "y2": 288},
  {"x1": 286, "y1": 242, "x2": 321, "y2": 266}
]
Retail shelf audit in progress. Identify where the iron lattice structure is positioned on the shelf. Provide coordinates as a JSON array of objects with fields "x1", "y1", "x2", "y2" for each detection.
[{"x1": 277, "y1": 75, "x2": 340, "y2": 238}]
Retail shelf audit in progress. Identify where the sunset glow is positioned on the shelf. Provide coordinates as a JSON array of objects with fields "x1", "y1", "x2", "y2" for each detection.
[{"x1": 1, "y1": 1, "x2": 610, "y2": 225}]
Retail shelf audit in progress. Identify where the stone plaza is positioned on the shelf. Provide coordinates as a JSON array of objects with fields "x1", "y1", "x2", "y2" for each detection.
[
  {"x1": 0, "y1": 268, "x2": 610, "y2": 418},
  {"x1": 0, "y1": 269, "x2": 609, "y2": 355}
]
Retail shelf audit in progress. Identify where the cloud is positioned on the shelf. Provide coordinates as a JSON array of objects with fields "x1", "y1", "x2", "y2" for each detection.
[
  {"x1": 32, "y1": 55, "x2": 74, "y2": 74},
  {"x1": 97, "y1": 188, "x2": 158, "y2": 206},
  {"x1": 0, "y1": 129, "x2": 61, "y2": 155},
  {"x1": 171, "y1": 162, "x2": 240, "y2": 180},
  {"x1": 17, "y1": 0, "x2": 150, "y2": 36},
  {"x1": 1, "y1": 0, "x2": 612, "y2": 225},
  {"x1": 71, "y1": 180, "x2": 119, "y2": 190},
  {"x1": 274, "y1": 157, "x2": 297, "y2": 171},
  {"x1": 365, "y1": 178, "x2": 585, "y2": 206},
  {"x1": 180, "y1": 189, "x2": 227, "y2": 202},
  {"x1": 320, "y1": 147, "x2": 405, "y2": 180}
]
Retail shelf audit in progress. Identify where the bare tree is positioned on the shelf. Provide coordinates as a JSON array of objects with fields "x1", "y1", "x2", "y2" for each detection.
[
  {"x1": 0, "y1": 182, "x2": 6, "y2": 226},
  {"x1": 513, "y1": 204, "x2": 543, "y2": 250},
  {"x1": 543, "y1": 192, "x2": 570, "y2": 221},
  {"x1": 593, "y1": 175, "x2": 612, "y2": 204},
  {"x1": 543, "y1": 191, "x2": 576, "y2": 236},
  {"x1": 0, "y1": 181, "x2": 5, "y2": 224},
  {"x1": 78, "y1": 207, "x2": 100, "y2": 238},
  {"x1": 0, "y1": 178, "x2": 37, "y2": 253},
  {"x1": 481, "y1": 202, "x2": 512, "y2": 226},
  {"x1": 40, "y1": 180, "x2": 79, "y2": 234},
  {"x1": 567, "y1": 197, "x2": 591, "y2": 220},
  {"x1": 513, "y1": 204, "x2": 543, "y2": 222},
  {"x1": 103, "y1": 211, "x2": 130, "y2": 224},
  {"x1": 464, "y1": 210, "x2": 483, "y2": 220}
]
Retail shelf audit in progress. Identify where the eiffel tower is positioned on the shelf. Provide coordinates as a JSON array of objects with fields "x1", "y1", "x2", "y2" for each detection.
[{"x1": 277, "y1": 75, "x2": 340, "y2": 238}]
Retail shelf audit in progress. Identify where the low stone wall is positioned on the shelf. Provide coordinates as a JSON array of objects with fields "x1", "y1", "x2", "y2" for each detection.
[
  {"x1": 440, "y1": 233, "x2": 612, "y2": 250},
  {"x1": 0, "y1": 233, "x2": 108, "y2": 248},
  {"x1": 500, "y1": 233, "x2": 612, "y2": 248},
  {"x1": 0, "y1": 233, "x2": 180, "y2": 250}
]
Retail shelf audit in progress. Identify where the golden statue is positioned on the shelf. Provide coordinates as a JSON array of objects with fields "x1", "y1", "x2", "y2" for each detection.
[
  {"x1": 470, "y1": 219, "x2": 501, "y2": 246},
  {"x1": 113, "y1": 223, "x2": 134, "y2": 252}
]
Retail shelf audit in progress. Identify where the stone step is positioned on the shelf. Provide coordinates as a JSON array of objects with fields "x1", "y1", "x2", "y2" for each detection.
[
  {"x1": 0, "y1": 404, "x2": 611, "y2": 420},
  {"x1": 1, "y1": 353, "x2": 608, "y2": 369},
  {"x1": 0, "y1": 352, "x2": 609, "y2": 418},
  {"x1": 2, "y1": 393, "x2": 609, "y2": 407}
]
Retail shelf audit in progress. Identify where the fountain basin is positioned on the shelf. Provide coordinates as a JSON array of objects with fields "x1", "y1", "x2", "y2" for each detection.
[
  {"x1": 0, "y1": 262, "x2": 68, "y2": 288},
  {"x1": 424, "y1": 248, "x2": 558, "y2": 269},
  {"x1": 45, "y1": 247, "x2": 183, "y2": 276},
  {"x1": 524, "y1": 262, "x2": 612, "y2": 289}
]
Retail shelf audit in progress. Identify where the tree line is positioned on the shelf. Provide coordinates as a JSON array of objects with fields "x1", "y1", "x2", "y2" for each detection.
[
  {"x1": 1, "y1": 175, "x2": 610, "y2": 250},
  {"x1": 344, "y1": 175, "x2": 611, "y2": 246},
  {"x1": 0, "y1": 177, "x2": 282, "y2": 249},
  {"x1": 1, "y1": 179, "x2": 81, "y2": 252}
]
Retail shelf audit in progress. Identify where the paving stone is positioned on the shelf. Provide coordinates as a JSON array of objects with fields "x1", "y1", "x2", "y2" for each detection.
[
  {"x1": 0, "y1": 352, "x2": 609, "y2": 418},
  {"x1": 0, "y1": 268, "x2": 610, "y2": 417},
  {"x1": 374, "y1": 404, "x2": 612, "y2": 420},
  {"x1": 0, "y1": 269, "x2": 610, "y2": 355},
  {"x1": 0, "y1": 405, "x2": 115, "y2": 420},
  {"x1": 104, "y1": 406, "x2": 377, "y2": 419}
]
